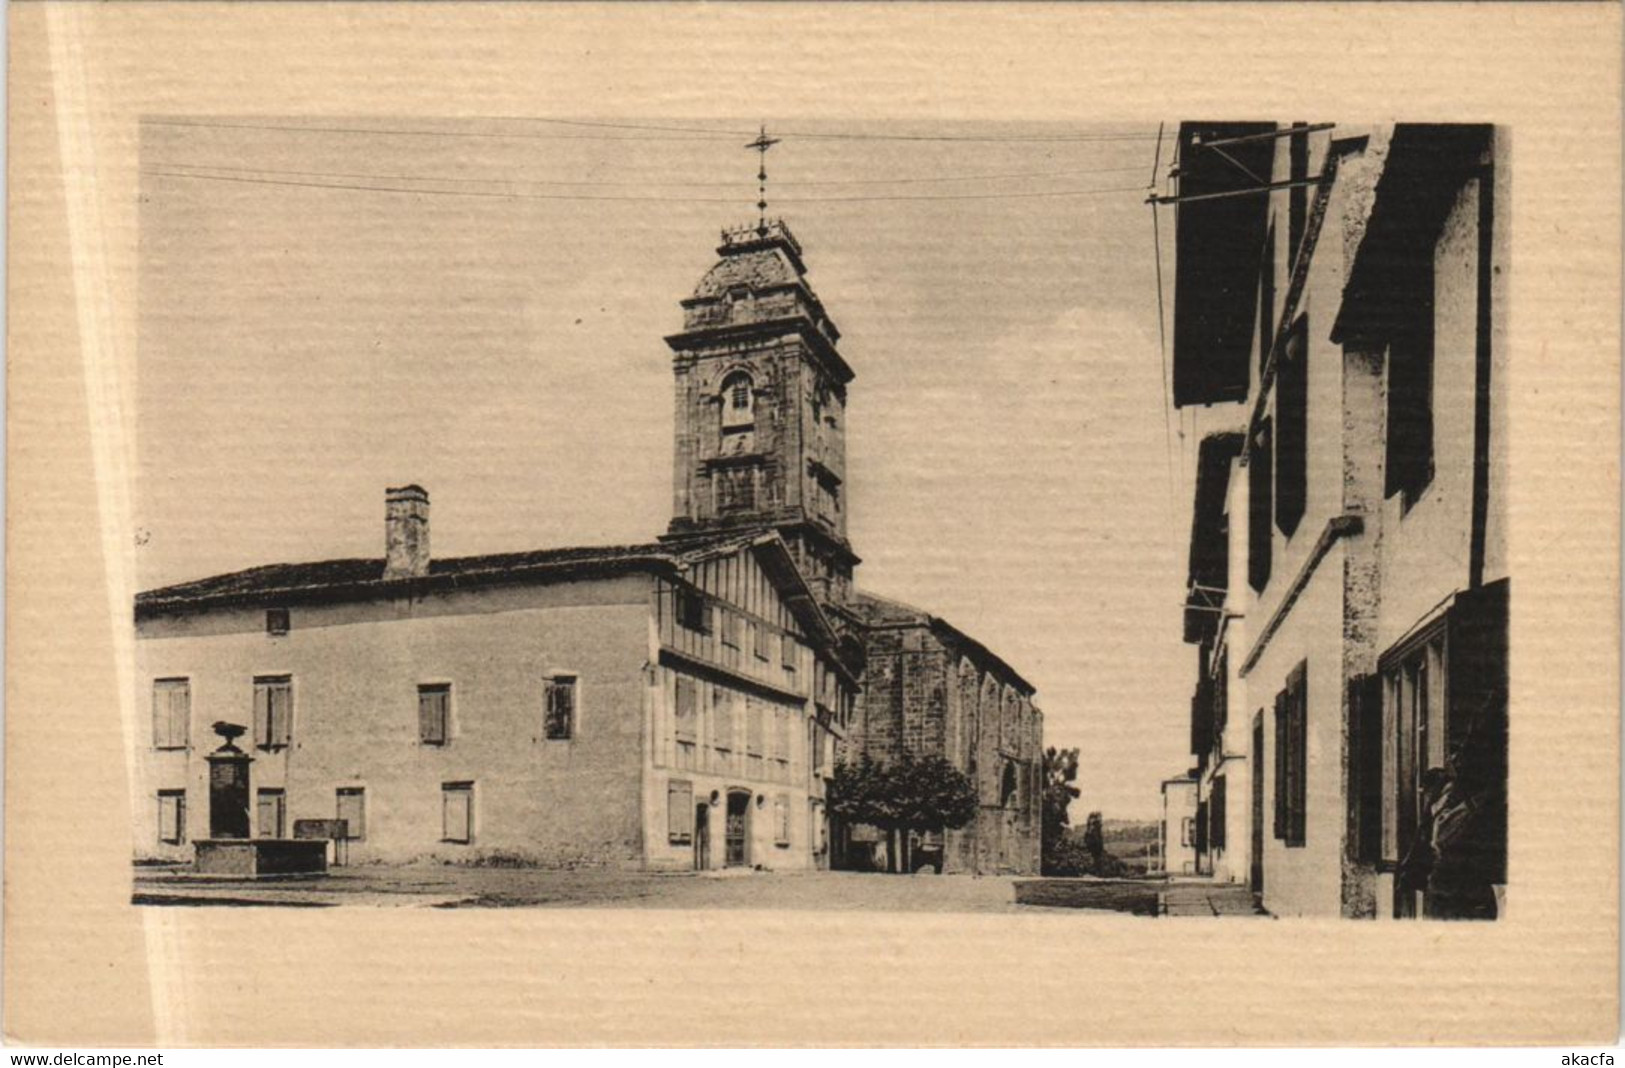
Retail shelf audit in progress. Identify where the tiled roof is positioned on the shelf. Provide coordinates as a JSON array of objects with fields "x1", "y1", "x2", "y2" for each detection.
[{"x1": 134, "y1": 535, "x2": 756, "y2": 618}]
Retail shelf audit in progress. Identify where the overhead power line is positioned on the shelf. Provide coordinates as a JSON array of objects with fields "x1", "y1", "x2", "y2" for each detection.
[
  {"x1": 141, "y1": 116, "x2": 1161, "y2": 145},
  {"x1": 147, "y1": 159, "x2": 1150, "y2": 189},
  {"x1": 141, "y1": 168, "x2": 1146, "y2": 204}
]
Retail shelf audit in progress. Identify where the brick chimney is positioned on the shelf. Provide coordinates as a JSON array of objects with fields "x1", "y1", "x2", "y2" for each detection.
[{"x1": 383, "y1": 485, "x2": 430, "y2": 580}]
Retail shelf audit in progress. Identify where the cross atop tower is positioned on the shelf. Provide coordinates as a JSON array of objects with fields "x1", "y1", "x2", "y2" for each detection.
[{"x1": 745, "y1": 124, "x2": 781, "y2": 234}]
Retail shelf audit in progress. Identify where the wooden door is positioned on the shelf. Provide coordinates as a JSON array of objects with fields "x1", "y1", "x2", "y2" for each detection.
[
  {"x1": 725, "y1": 791, "x2": 749, "y2": 867},
  {"x1": 1250, "y1": 714, "x2": 1265, "y2": 894}
]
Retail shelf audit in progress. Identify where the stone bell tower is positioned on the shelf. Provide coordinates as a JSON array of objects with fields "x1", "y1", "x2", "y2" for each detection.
[{"x1": 663, "y1": 219, "x2": 859, "y2": 604}]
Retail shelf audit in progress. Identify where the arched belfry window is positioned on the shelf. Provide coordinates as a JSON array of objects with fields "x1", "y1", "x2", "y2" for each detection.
[{"x1": 721, "y1": 371, "x2": 755, "y2": 430}]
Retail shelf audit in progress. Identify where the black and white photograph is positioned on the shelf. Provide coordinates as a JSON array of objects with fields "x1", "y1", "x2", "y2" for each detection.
[
  {"x1": 6, "y1": 1, "x2": 1617, "y2": 1052},
  {"x1": 128, "y1": 117, "x2": 1506, "y2": 921}
]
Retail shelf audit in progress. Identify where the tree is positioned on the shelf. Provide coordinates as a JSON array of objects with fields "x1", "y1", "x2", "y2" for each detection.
[
  {"x1": 1083, "y1": 810, "x2": 1106, "y2": 866},
  {"x1": 1040, "y1": 746, "x2": 1081, "y2": 874},
  {"x1": 829, "y1": 753, "x2": 977, "y2": 873}
]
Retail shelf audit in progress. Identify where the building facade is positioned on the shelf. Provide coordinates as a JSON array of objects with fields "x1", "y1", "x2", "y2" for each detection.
[
  {"x1": 134, "y1": 494, "x2": 858, "y2": 869},
  {"x1": 1159, "y1": 776, "x2": 1199, "y2": 877},
  {"x1": 661, "y1": 221, "x2": 1043, "y2": 874},
  {"x1": 134, "y1": 217, "x2": 1040, "y2": 875},
  {"x1": 1168, "y1": 123, "x2": 1508, "y2": 918}
]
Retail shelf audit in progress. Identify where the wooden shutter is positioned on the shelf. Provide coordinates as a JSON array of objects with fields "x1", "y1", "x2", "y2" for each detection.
[
  {"x1": 1350, "y1": 673, "x2": 1384, "y2": 864},
  {"x1": 781, "y1": 633, "x2": 796, "y2": 670},
  {"x1": 545, "y1": 677, "x2": 575, "y2": 740},
  {"x1": 674, "y1": 677, "x2": 697, "y2": 742},
  {"x1": 419, "y1": 685, "x2": 449, "y2": 744},
  {"x1": 158, "y1": 792, "x2": 183, "y2": 844},
  {"x1": 253, "y1": 682, "x2": 272, "y2": 748},
  {"x1": 337, "y1": 789, "x2": 365, "y2": 840},
  {"x1": 1291, "y1": 667, "x2": 1308, "y2": 846},
  {"x1": 442, "y1": 784, "x2": 472, "y2": 843},
  {"x1": 746, "y1": 701, "x2": 763, "y2": 755},
  {"x1": 775, "y1": 794, "x2": 790, "y2": 845},
  {"x1": 1273, "y1": 689, "x2": 1288, "y2": 840},
  {"x1": 1211, "y1": 776, "x2": 1227, "y2": 850},
  {"x1": 667, "y1": 779, "x2": 693, "y2": 843}
]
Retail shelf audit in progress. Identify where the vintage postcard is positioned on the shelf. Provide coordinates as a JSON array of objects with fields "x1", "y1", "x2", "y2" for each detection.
[{"x1": 6, "y1": 1, "x2": 1619, "y2": 1048}]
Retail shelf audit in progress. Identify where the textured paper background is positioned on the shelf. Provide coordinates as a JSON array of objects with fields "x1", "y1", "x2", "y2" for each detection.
[{"x1": 5, "y1": 1, "x2": 1619, "y2": 1047}]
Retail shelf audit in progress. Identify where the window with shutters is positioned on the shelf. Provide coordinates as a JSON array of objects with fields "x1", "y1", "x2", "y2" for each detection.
[
  {"x1": 667, "y1": 779, "x2": 694, "y2": 844},
  {"x1": 1275, "y1": 315, "x2": 1308, "y2": 538},
  {"x1": 544, "y1": 675, "x2": 576, "y2": 740},
  {"x1": 253, "y1": 675, "x2": 293, "y2": 749},
  {"x1": 772, "y1": 707, "x2": 791, "y2": 767},
  {"x1": 1181, "y1": 817, "x2": 1194, "y2": 848},
  {"x1": 265, "y1": 607, "x2": 290, "y2": 636},
  {"x1": 713, "y1": 689, "x2": 734, "y2": 755},
  {"x1": 1385, "y1": 257, "x2": 1436, "y2": 508},
  {"x1": 720, "y1": 610, "x2": 740, "y2": 649},
  {"x1": 336, "y1": 787, "x2": 366, "y2": 841},
  {"x1": 752, "y1": 620, "x2": 770, "y2": 661},
  {"x1": 1210, "y1": 776, "x2": 1227, "y2": 850},
  {"x1": 746, "y1": 701, "x2": 764, "y2": 757},
  {"x1": 674, "y1": 675, "x2": 698, "y2": 743},
  {"x1": 152, "y1": 678, "x2": 190, "y2": 750},
  {"x1": 780, "y1": 633, "x2": 797, "y2": 673},
  {"x1": 675, "y1": 586, "x2": 709, "y2": 633},
  {"x1": 1248, "y1": 420, "x2": 1274, "y2": 593},
  {"x1": 257, "y1": 788, "x2": 285, "y2": 838},
  {"x1": 442, "y1": 782, "x2": 473, "y2": 844},
  {"x1": 157, "y1": 790, "x2": 186, "y2": 845},
  {"x1": 1350, "y1": 673, "x2": 1385, "y2": 866},
  {"x1": 774, "y1": 793, "x2": 791, "y2": 846},
  {"x1": 418, "y1": 683, "x2": 451, "y2": 745},
  {"x1": 1273, "y1": 662, "x2": 1308, "y2": 847}
]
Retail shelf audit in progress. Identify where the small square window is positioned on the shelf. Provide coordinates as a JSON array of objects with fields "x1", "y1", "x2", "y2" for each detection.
[
  {"x1": 266, "y1": 608, "x2": 290, "y2": 636},
  {"x1": 675, "y1": 587, "x2": 709, "y2": 633}
]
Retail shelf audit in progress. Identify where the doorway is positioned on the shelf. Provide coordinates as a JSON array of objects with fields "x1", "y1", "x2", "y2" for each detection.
[
  {"x1": 725, "y1": 790, "x2": 750, "y2": 868},
  {"x1": 1250, "y1": 713, "x2": 1265, "y2": 895},
  {"x1": 693, "y1": 802, "x2": 711, "y2": 871}
]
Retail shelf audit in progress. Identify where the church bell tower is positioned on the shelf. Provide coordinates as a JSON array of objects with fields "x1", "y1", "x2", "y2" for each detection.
[{"x1": 663, "y1": 219, "x2": 859, "y2": 604}]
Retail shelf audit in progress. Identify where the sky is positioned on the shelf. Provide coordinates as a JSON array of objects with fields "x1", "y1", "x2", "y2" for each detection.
[{"x1": 137, "y1": 117, "x2": 1209, "y2": 821}]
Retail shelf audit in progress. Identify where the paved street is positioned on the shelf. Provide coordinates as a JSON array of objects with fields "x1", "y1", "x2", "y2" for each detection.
[{"x1": 132, "y1": 864, "x2": 1268, "y2": 915}]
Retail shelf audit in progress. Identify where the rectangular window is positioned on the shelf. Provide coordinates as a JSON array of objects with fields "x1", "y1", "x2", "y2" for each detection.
[
  {"x1": 773, "y1": 708, "x2": 791, "y2": 763},
  {"x1": 441, "y1": 782, "x2": 473, "y2": 844},
  {"x1": 253, "y1": 675, "x2": 293, "y2": 749},
  {"x1": 544, "y1": 675, "x2": 576, "y2": 740},
  {"x1": 746, "y1": 701, "x2": 764, "y2": 756},
  {"x1": 720, "y1": 610, "x2": 740, "y2": 649},
  {"x1": 1350, "y1": 673, "x2": 1385, "y2": 866},
  {"x1": 152, "y1": 678, "x2": 190, "y2": 750},
  {"x1": 1275, "y1": 315, "x2": 1308, "y2": 537},
  {"x1": 716, "y1": 466, "x2": 757, "y2": 513},
  {"x1": 1210, "y1": 776, "x2": 1227, "y2": 850},
  {"x1": 1385, "y1": 257, "x2": 1437, "y2": 506},
  {"x1": 1181, "y1": 816, "x2": 1194, "y2": 849},
  {"x1": 1248, "y1": 419, "x2": 1273, "y2": 593},
  {"x1": 674, "y1": 675, "x2": 698, "y2": 743},
  {"x1": 336, "y1": 787, "x2": 366, "y2": 841},
  {"x1": 418, "y1": 683, "x2": 450, "y2": 745},
  {"x1": 266, "y1": 607, "x2": 290, "y2": 636},
  {"x1": 1381, "y1": 631, "x2": 1447, "y2": 868},
  {"x1": 1273, "y1": 662, "x2": 1308, "y2": 847},
  {"x1": 780, "y1": 633, "x2": 797, "y2": 672},
  {"x1": 157, "y1": 790, "x2": 186, "y2": 845},
  {"x1": 257, "y1": 788, "x2": 286, "y2": 839},
  {"x1": 675, "y1": 586, "x2": 709, "y2": 633},
  {"x1": 713, "y1": 689, "x2": 734, "y2": 753},
  {"x1": 774, "y1": 793, "x2": 791, "y2": 846},
  {"x1": 752, "y1": 620, "x2": 770, "y2": 661},
  {"x1": 667, "y1": 779, "x2": 693, "y2": 845}
]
